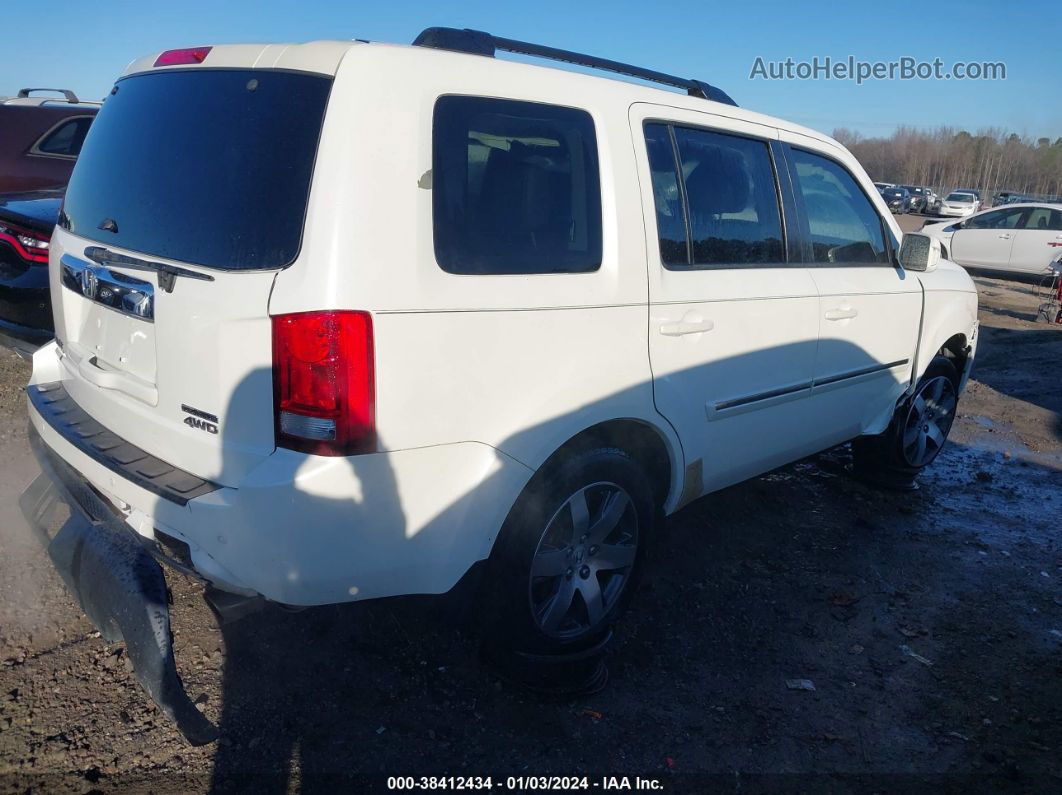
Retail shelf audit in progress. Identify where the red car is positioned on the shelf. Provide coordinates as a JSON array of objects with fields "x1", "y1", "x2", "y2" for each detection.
[{"x1": 0, "y1": 89, "x2": 100, "y2": 193}]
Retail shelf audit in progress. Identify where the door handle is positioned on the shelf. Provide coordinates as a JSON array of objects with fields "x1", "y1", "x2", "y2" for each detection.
[
  {"x1": 997, "y1": 233, "x2": 1012, "y2": 240},
  {"x1": 659, "y1": 318, "x2": 714, "y2": 336},
  {"x1": 824, "y1": 307, "x2": 858, "y2": 321}
]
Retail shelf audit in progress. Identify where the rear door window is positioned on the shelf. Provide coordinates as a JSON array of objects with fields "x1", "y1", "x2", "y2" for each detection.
[
  {"x1": 643, "y1": 122, "x2": 784, "y2": 269},
  {"x1": 675, "y1": 127, "x2": 784, "y2": 268},
  {"x1": 637, "y1": 122, "x2": 781, "y2": 268},
  {"x1": 432, "y1": 96, "x2": 602, "y2": 275},
  {"x1": 61, "y1": 69, "x2": 332, "y2": 270},
  {"x1": 1020, "y1": 207, "x2": 1062, "y2": 231},
  {"x1": 787, "y1": 148, "x2": 889, "y2": 265}
]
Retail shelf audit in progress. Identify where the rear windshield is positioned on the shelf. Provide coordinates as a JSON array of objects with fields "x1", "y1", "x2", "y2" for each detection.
[{"x1": 61, "y1": 69, "x2": 331, "y2": 270}]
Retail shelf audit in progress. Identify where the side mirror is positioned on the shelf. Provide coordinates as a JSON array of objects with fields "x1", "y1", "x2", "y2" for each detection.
[{"x1": 898, "y1": 233, "x2": 941, "y2": 272}]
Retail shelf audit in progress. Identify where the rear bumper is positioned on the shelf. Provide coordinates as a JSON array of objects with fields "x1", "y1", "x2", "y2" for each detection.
[
  {"x1": 21, "y1": 427, "x2": 219, "y2": 745},
  {"x1": 27, "y1": 356, "x2": 533, "y2": 606}
]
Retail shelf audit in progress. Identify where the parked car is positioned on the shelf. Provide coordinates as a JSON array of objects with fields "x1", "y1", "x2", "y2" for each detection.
[
  {"x1": 21, "y1": 30, "x2": 978, "y2": 744},
  {"x1": 873, "y1": 181, "x2": 894, "y2": 194},
  {"x1": 938, "y1": 191, "x2": 981, "y2": 217},
  {"x1": 0, "y1": 90, "x2": 100, "y2": 193},
  {"x1": 993, "y1": 190, "x2": 1023, "y2": 206},
  {"x1": 923, "y1": 188, "x2": 941, "y2": 215},
  {"x1": 882, "y1": 186, "x2": 912, "y2": 213},
  {"x1": 923, "y1": 203, "x2": 1062, "y2": 275},
  {"x1": 0, "y1": 189, "x2": 61, "y2": 354},
  {"x1": 901, "y1": 185, "x2": 930, "y2": 213}
]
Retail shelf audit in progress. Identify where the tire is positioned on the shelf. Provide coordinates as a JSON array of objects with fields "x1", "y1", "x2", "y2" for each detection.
[
  {"x1": 480, "y1": 446, "x2": 654, "y2": 659},
  {"x1": 852, "y1": 355, "x2": 960, "y2": 488}
]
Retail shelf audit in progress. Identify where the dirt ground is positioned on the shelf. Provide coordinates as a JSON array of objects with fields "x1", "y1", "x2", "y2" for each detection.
[{"x1": 1, "y1": 237, "x2": 1060, "y2": 791}]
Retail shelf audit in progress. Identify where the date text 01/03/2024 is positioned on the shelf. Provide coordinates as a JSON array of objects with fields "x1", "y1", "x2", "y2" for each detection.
[{"x1": 385, "y1": 776, "x2": 665, "y2": 791}]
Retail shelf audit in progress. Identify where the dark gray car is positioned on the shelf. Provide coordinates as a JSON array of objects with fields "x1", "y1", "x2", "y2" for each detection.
[{"x1": 882, "y1": 187, "x2": 911, "y2": 214}]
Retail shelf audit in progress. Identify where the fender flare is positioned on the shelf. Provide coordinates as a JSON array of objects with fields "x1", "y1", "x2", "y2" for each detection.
[{"x1": 497, "y1": 409, "x2": 687, "y2": 517}]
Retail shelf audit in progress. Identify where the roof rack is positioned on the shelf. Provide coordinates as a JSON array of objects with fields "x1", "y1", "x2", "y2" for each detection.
[
  {"x1": 17, "y1": 88, "x2": 81, "y2": 104},
  {"x1": 411, "y1": 27, "x2": 737, "y2": 107}
]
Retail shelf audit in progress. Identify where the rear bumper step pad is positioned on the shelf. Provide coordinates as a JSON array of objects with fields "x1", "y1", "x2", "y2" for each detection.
[{"x1": 28, "y1": 381, "x2": 219, "y2": 506}]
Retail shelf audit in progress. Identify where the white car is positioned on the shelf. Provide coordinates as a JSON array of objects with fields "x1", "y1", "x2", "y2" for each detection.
[
  {"x1": 21, "y1": 29, "x2": 979, "y2": 742},
  {"x1": 938, "y1": 191, "x2": 981, "y2": 217},
  {"x1": 922, "y1": 203, "x2": 1062, "y2": 275}
]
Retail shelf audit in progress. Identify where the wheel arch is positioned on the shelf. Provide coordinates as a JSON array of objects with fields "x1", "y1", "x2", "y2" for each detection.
[
  {"x1": 912, "y1": 285, "x2": 978, "y2": 394},
  {"x1": 937, "y1": 332, "x2": 970, "y2": 376},
  {"x1": 518, "y1": 416, "x2": 684, "y2": 516},
  {"x1": 915, "y1": 326, "x2": 973, "y2": 388}
]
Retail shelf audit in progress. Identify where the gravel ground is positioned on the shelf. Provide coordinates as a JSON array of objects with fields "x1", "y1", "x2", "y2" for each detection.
[{"x1": 1, "y1": 257, "x2": 1060, "y2": 792}]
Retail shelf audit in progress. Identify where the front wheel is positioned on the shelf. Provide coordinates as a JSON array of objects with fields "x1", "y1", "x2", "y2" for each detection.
[{"x1": 852, "y1": 356, "x2": 959, "y2": 488}]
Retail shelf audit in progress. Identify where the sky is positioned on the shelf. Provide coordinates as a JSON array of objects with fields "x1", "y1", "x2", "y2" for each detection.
[{"x1": 3, "y1": 0, "x2": 1059, "y2": 140}]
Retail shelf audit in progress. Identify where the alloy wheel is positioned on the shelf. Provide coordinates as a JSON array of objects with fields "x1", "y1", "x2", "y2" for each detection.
[
  {"x1": 528, "y1": 481, "x2": 638, "y2": 640},
  {"x1": 902, "y1": 375, "x2": 957, "y2": 468}
]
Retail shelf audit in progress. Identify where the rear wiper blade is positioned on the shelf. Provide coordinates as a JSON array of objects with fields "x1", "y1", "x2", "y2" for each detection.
[{"x1": 84, "y1": 246, "x2": 214, "y2": 293}]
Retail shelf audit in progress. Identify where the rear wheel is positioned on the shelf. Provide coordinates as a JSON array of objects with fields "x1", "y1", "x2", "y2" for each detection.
[
  {"x1": 527, "y1": 479, "x2": 640, "y2": 641},
  {"x1": 480, "y1": 446, "x2": 654, "y2": 691},
  {"x1": 852, "y1": 355, "x2": 959, "y2": 488}
]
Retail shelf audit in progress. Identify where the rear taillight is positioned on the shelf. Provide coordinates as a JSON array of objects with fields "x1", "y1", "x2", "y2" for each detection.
[
  {"x1": 272, "y1": 311, "x2": 375, "y2": 456},
  {"x1": 154, "y1": 47, "x2": 212, "y2": 67},
  {"x1": 0, "y1": 222, "x2": 49, "y2": 264}
]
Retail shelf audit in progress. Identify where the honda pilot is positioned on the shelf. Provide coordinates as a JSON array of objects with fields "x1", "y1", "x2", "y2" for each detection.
[{"x1": 22, "y1": 29, "x2": 978, "y2": 743}]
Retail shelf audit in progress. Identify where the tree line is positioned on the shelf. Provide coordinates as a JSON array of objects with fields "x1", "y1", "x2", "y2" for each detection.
[{"x1": 833, "y1": 126, "x2": 1062, "y2": 200}]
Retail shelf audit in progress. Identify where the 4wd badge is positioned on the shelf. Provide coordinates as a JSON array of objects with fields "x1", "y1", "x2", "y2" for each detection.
[
  {"x1": 183, "y1": 416, "x2": 218, "y2": 434},
  {"x1": 181, "y1": 404, "x2": 219, "y2": 435}
]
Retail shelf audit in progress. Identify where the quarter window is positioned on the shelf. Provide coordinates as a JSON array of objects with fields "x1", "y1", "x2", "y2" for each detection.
[
  {"x1": 788, "y1": 149, "x2": 889, "y2": 265},
  {"x1": 34, "y1": 117, "x2": 93, "y2": 157},
  {"x1": 432, "y1": 96, "x2": 602, "y2": 275},
  {"x1": 644, "y1": 123, "x2": 784, "y2": 269}
]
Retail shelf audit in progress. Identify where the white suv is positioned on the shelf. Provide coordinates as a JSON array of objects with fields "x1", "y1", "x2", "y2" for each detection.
[{"x1": 23, "y1": 29, "x2": 978, "y2": 741}]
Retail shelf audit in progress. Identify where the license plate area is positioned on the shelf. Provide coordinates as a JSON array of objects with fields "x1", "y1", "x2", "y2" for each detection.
[{"x1": 60, "y1": 254, "x2": 157, "y2": 386}]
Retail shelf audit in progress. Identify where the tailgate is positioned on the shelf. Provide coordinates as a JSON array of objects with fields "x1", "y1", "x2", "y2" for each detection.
[
  {"x1": 50, "y1": 231, "x2": 277, "y2": 485},
  {"x1": 49, "y1": 66, "x2": 333, "y2": 485}
]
